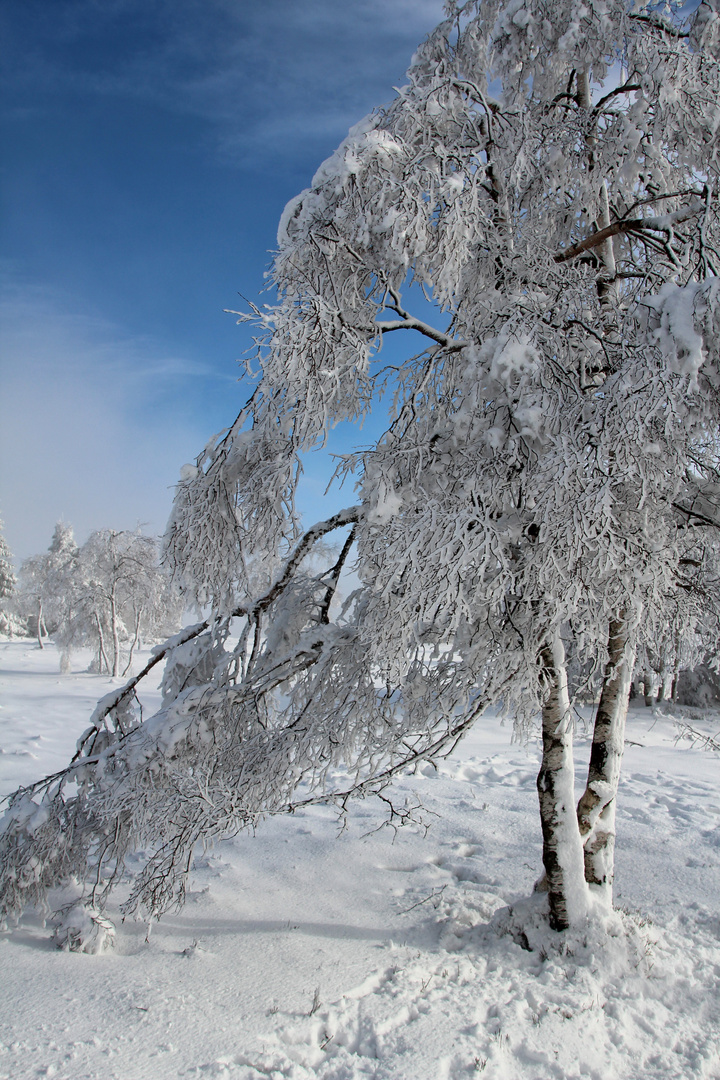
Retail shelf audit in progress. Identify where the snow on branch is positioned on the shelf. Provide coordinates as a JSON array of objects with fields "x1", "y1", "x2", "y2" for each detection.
[
  {"x1": 555, "y1": 202, "x2": 709, "y2": 264},
  {"x1": 674, "y1": 722, "x2": 720, "y2": 753},
  {"x1": 4, "y1": 0, "x2": 720, "y2": 944}
]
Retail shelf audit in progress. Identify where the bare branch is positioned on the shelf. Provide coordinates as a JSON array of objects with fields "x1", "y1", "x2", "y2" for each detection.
[{"x1": 554, "y1": 201, "x2": 707, "y2": 263}]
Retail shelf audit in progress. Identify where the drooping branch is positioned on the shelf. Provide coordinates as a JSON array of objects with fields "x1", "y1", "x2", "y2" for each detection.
[
  {"x1": 69, "y1": 620, "x2": 210, "y2": 762},
  {"x1": 287, "y1": 675, "x2": 513, "y2": 816},
  {"x1": 62, "y1": 506, "x2": 361, "y2": 771},
  {"x1": 251, "y1": 506, "x2": 359, "y2": 616},
  {"x1": 318, "y1": 526, "x2": 357, "y2": 625}
]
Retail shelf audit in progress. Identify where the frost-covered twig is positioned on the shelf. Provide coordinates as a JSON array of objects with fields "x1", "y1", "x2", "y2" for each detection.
[
  {"x1": 674, "y1": 722, "x2": 720, "y2": 753},
  {"x1": 68, "y1": 508, "x2": 359, "y2": 767}
]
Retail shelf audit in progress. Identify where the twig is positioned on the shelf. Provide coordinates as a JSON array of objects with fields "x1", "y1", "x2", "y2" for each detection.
[
  {"x1": 674, "y1": 722, "x2": 720, "y2": 752},
  {"x1": 399, "y1": 884, "x2": 448, "y2": 914}
]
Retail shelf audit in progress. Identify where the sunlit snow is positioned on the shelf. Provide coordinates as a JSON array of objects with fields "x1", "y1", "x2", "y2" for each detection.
[{"x1": 1, "y1": 639, "x2": 718, "y2": 1079}]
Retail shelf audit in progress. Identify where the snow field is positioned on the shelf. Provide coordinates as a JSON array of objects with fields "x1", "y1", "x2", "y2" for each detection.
[{"x1": 0, "y1": 640, "x2": 719, "y2": 1079}]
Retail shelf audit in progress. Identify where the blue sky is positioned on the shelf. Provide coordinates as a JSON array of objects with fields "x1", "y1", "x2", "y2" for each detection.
[{"x1": 0, "y1": 0, "x2": 446, "y2": 561}]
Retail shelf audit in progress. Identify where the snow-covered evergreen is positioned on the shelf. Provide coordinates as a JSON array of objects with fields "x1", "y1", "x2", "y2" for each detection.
[
  {"x1": 0, "y1": 517, "x2": 17, "y2": 604},
  {"x1": 0, "y1": 516, "x2": 26, "y2": 639},
  {"x1": 2, "y1": 0, "x2": 720, "y2": 945}
]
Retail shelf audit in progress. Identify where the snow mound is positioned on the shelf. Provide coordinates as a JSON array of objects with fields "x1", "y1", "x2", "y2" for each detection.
[{"x1": 52, "y1": 902, "x2": 116, "y2": 954}]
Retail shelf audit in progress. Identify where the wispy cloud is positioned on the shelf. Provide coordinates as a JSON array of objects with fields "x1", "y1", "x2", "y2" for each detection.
[
  {"x1": 0, "y1": 279, "x2": 237, "y2": 560},
  {"x1": 0, "y1": 1, "x2": 450, "y2": 560},
  {"x1": 3, "y1": 0, "x2": 447, "y2": 166}
]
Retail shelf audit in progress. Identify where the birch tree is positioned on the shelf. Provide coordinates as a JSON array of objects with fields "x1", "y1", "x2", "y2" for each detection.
[
  {"x1": 54, "y1": 529, "x2": 184, "y2": 677},
  {"x1": 2, "y1": 0, "x2": 720, "y2": 946},
  {"x1": 18, "y1": 522, "x2": 78, "y2": 649}
]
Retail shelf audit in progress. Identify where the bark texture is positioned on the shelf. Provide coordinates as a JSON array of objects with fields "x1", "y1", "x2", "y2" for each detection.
[
  {"x1": 642, "y1": 670, "x2": 654, "y2": 706},
  {"x1": 537, "y1": 636, "x2": 589, "y2": 931},
  {"x1": 576, "y1": 618, "x2": 634, "y2": 907}
]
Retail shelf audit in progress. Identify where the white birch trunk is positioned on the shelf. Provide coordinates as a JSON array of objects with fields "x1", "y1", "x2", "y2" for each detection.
[
  {"x1": 577, "y1": 69, "x2": 617, "y2": 312},
  {"x1": 95, "y1": 614, "x2": 109, "y2": 675},
  {"x1": 537, "y1": 635, "x2": 590, "y2": 931},
  {"x1": 642, "y1": 671, "x2": 654, "y2": 707},
  {"x1": 576, "y1": 618, "x2": 634, "y2": 909},
  {"x1": 110, "y1": 592, "x2": 120, "y2": 678},
  {"x1": 122, "y1": 610, "x2": 142, "y2": 678}
]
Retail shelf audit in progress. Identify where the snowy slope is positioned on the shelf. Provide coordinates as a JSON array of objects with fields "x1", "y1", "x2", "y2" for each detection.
[{"x1": 0, "y1": 639, "x2": 719, "y2": 1079}]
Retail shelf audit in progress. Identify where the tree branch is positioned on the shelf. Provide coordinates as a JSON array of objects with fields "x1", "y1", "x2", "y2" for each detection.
[
  {"x1": 69, "y1": 507, "x2": 362, "y2": 762},
  {"x1": 628, "y1": 12, "x2": 689, "y2": 39},
  {"x1": 554, "y1": 201, "x2": 707, "y2": 263},
  {"x1": 591, "y1": 82, "x2": 641, "y2": 113},
  {"x1": 376, "y1": 287, "x2": 466, "y2": 351},
  {"x1": 375, "y1": 318, "x2": 467, "y2": 350},
  {"x1": 672, "y1": 502, "x2": 720, "y2": 530}
]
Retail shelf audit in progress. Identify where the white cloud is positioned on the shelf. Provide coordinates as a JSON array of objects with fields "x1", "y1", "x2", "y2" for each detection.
[{"x1": 0, "y1": 280, "x2": 235, "y2": 561}]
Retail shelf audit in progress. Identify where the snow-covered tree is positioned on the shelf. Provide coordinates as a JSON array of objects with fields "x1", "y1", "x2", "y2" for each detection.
[
  {"x1": 18, "y1": 522, "x2": 78, "y2": 649},
  {"x1": 54, "y1": 529, "x2": 184, "y2": 677},
  {"x1": 0, "y1": 517, "x2": 17, "y2": 604},
  {"x1": 18, "y1": 526, "x2": 183, "y2": 673},
  {"x1": 2, "y1": 0, "x2": 720, "y2": 946},
  {"x1": 0, "y1": 516, "x2": 26, "y2": 638}
]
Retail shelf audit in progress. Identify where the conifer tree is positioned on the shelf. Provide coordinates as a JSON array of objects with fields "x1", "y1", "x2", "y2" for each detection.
[
  {"x1": 0, "y1": 518, "x2": 16, "y2": 602},
  {"x1": 0, "y1": 517, "x2": 25, "y2": 638}
]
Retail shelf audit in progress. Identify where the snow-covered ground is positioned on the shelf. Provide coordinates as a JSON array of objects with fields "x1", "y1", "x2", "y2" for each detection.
[{"x1": 1, "y1": 638, "x2": 719, "y2": 1080}]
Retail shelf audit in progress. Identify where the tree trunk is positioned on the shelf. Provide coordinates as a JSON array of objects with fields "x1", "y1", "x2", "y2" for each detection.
[
  {"x1": 576, "y1": 617, "x2": 634, "y2": 909},
  {"x1": 122, "y1": 609, "x2": 142, "y2": 678},
  {"x1": 656, "y1": 673, "x2": 665, "y2": 702},
  {"x1": 671, "y1": 667, "x2": 680, "y2": 702},
  {"x1": 36, "y1": 601, "x2": 44, "y2": 649},
  {"x1": 95, "y1": 614, "x2": 110, "y2": 674},
  {"x1": 537, "y1": 635, "x2": 589, "y2": 931},
  {"x1": 671, "y1": 628, "x2": 681, "y2": 701},
  {"x1": 110, "y1": 593, "x2": 120, "y2": 678},
  {"x1": 643, "y1": 670, "x2": 654, "y2": 706},
  {"x1": 577, "y1": 69, "x2": 617, "y2": 314}
]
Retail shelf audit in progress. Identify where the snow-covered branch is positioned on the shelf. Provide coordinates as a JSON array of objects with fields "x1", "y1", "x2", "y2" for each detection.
[
  {"x1": 555, "y1": 202, "x2": 708, "y2": 264},
  {"x1": 4, "y1": 0, "x2": 720, "y2": 946}
]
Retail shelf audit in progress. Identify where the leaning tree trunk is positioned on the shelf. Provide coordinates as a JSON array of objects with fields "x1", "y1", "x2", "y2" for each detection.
[
  {"x1": 537, "y1": 635, "x2": 589, "y2": 931},
  {"x1": 122, "y1": 609, "x2": 142, "y2": 678},
  {"x1": 671, "y1": 628, "x2": 682, "y2": 701},
  {"x1": 576, "y1": 617, "x2": 634, "y2": 909},
  {"x1": 94, "y1": 614, "x2": 110, "y2": 674}
]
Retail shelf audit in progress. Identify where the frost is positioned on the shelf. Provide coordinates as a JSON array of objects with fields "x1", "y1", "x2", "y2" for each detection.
[
  {"x1": 53, "y1": 903, "x2": 116, "y2": 954},
  {"x1": 645, "y1": 282, "x2": 706, "y2": 383},
  {"x1": 486, "y1": 332, "x2": 539, "y2": 386},
  {"x1": 2, "y1": 0, "x2": 720, "y2": 942},
  {"x1": 367, "y1": 482, "x2": 404, "y2": 524}
]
